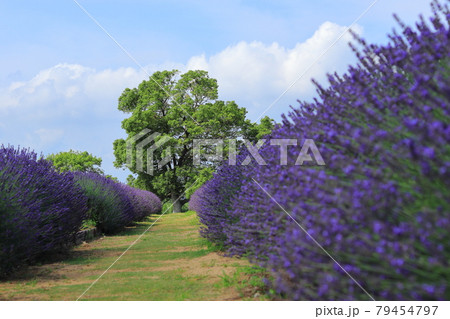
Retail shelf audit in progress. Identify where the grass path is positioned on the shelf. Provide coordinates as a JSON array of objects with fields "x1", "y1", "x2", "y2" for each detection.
[{"x1": 0, "y1": 211, "x2": 264, "y2": 300}]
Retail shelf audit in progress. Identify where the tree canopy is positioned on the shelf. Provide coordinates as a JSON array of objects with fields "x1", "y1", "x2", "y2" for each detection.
[
  {"x1": 47, "y1": 150, "x2": 103, "y2": 174},
  {"x1": 113, "y1": 69, "x2": 272, "y2": 212}
]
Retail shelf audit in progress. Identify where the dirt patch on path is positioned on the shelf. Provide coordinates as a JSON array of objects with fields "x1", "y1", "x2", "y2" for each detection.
[{"x1": 151, "y1": 252, "x2": 247, "y2": 279}]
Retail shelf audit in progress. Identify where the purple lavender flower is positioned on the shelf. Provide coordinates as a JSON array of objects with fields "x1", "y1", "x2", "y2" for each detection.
[{"x1": 0, "y1": 145, "x2": 88, "y2": 276}]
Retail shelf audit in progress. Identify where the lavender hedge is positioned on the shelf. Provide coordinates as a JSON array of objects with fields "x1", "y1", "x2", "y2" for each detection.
[
  {"x1": 188, "y1": 187, "x2": 204, "y2": 215},
  {"x1": 193, "y1": 1, "x2": 450, "y2": 300},
  {"x1": 189, "y1": 147, "x2": 260, "y2": 245},
  {"x1": 74, "y1": 173, "x2": 161, "y2": 234},
  {"x1": 0, "y1": 145, "x2": 88, "y2": 275},
  {"x1": 73, "y1": 172, "x2": 135, "y2": 234},
  {"x1": 120, "y1": 185, "x2": 162, "y2": 221},
  {"x1": 0, "y1": 145, "x2": 161, "y2": 276}
]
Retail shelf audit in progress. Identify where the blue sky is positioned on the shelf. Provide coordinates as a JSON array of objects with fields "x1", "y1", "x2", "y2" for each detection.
[{"x1": 0, "y1": 0, "x2": 433, "y2": 181}]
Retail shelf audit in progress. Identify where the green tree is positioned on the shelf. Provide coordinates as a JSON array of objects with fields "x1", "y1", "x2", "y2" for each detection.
[
  {"x1": 47, "y1": 150, "x2": 103, "y2": 174},
  {"x1": 243, "y1": 116, "x2": 275, "y2": 142},
  {"x1": 105, "y1": 175, "x2": 119, "y2": 182},
  {"x1": 113, "y1": 69, "x2": 254, "y2": 212}
]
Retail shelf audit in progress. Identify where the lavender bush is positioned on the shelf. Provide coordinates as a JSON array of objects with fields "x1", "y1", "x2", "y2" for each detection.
[
  {"x1": 190, "y1": 147, "x2": 260, "y2": 245},
  {"x1": 194, "y1": 1, "x2": 449, "y2": 300},
  {"x1": 74, "y1": 172, "x2": 161, "y2": 234},
  {"x1": 188, "y1": 186, "x2": 204, "y2": 214},
  {"x1": 120, "y1": 184, "x2": 162, "y2": 220},
  {"x1": 0, "y1": 145, "x2": 88, "y2": 276},
  {"x1": 73, "y1": 172, "x2": 134, "y2": 234}
]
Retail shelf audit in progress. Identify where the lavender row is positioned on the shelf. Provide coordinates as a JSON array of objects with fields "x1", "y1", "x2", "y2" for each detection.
[
  {"x1": 0, "y1": 145, "x2": 88, "y2": 276},
  {"x1": 73, "y1": 172, "x2": 162, "y2": 234},
  {"x1": 192, "y1": 0, "x2": 450, "y2": 300},
  {"x1": 0, "y1": 145, "x2": 162, "y2": 276}
]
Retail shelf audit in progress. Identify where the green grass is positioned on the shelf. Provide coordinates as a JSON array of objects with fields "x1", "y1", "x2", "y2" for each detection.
[{"x1": 0, "y1": 211, "x2": 262, "y2": 300}]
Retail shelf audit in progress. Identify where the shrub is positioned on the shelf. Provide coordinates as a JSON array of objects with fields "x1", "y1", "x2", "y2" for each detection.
[
  {"x1": 73, "y1": 172, "x2": 134, "y2": 234},
  {"x1": 120, "y1": 184, "x2": 162, "y2": 219},
  {"x1": 74, "y1": 172, "x2": 162, "y2": 233},
  {"x1": 161, "y1": 200, "x2": 172, "y2": 215},
  {"x1": 191, "y1": 148, "x2": 260, "y2": 245},
  {"x1": 196, "y1": 1, "x2": 450, "y2": 300},
  {"x1": 188, "y1": 187, "x2": 204, "y2": 213},
  {"x1": 0, "y1": 145, "x2": 87, "y2": 276}
]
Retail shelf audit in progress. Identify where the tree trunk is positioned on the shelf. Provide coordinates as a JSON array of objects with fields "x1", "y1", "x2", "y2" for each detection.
[{"x1": 171, "y1": 193, "x2": 182, "y2": 213}]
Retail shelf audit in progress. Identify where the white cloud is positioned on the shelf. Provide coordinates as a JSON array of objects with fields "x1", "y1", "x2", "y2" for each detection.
[
  {"x1": 0, "y1": 63, "x2": 147, "y2": 116},
  {"x1": 186, "y1": 21, "x2": 362, "y2": 118}
]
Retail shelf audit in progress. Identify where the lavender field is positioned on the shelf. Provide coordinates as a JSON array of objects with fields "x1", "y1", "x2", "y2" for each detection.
[{"x1": 0, "y1": 0, "x2": 449, "y2": 305}]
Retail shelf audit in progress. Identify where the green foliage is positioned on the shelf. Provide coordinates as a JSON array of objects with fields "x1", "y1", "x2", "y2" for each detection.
[
  {"x1": 126, "y1": 174, "x2": 149, "y2": 190},
  {"x1": 184, "y1": 167, "x2": 214, "y2": 199},
  {"x1": 161, "y1": 200, "x2": 173, "y2": 214},
  {"x1": 47, "y1": 150, "x2": 103, "y2": 174},
  {"x1": 126, "y1": 174, "x2": 136, "y2": 187},
  {"x1": 242, "y1": 116, "x2": 275, "y2": 142},
  {"x1": 105, "y1": 175, "x2": 119, "y2": 182},
  {"x1": 113, "y1": 69, "x2": 258, "y2": 212},
  {"x1": 81, "y1": 219, "x2": 97, "y2": 230}
]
